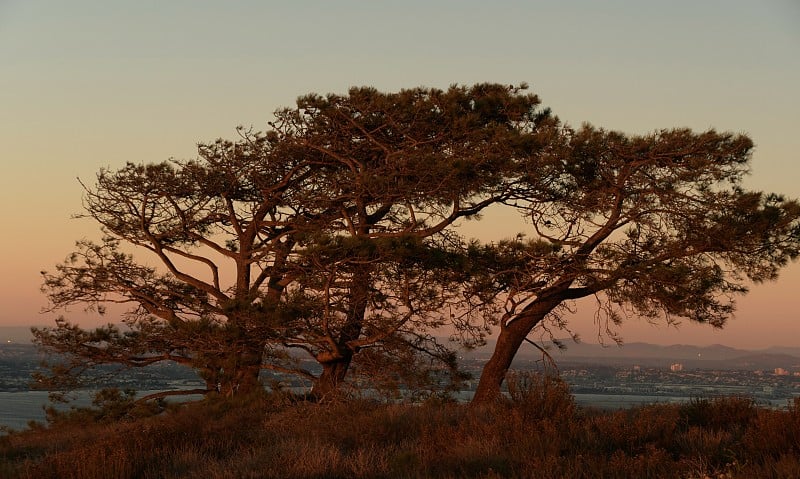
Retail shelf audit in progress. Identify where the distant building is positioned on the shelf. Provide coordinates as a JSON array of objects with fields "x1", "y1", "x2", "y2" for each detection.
[
  {"x1": 670, "y1": 363, "x2": 683, "y2": 372},
  {"x1": 774, "y1": 367, "x2": 789, "y2": 376}
]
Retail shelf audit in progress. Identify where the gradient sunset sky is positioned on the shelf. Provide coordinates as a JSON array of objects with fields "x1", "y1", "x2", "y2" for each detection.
[{"x1": 1, "y1": 1, "x2": 798, "y2": 348}]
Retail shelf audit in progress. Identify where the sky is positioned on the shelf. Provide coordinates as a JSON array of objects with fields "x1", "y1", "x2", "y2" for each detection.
[{"x1": 1, "y1": 0, "x2": 798, "y2": 348}]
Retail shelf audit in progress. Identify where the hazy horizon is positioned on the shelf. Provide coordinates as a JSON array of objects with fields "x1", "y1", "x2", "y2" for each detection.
[
  {"x1": 3, "y1": 324, "x2": 799, "y2": 353},
  {"x1": 1, "y1": 1, "x2": 799, "y2": 349}
]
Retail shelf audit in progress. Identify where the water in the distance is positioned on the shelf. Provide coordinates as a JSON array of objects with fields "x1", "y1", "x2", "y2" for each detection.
[
  {"x1": 0, "y1": 390, "x2": 204, "y2": 433},
  {"x1": 0, "y1": 391, "x2": 90, "y2": 431}
]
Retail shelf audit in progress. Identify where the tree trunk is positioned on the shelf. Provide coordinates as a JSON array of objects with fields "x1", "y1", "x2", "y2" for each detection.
[
  {"x1": 311, "y1": 355, "x2": 352, "y2": 400},
  {"x1": 471, "y1": 298, "x2": 561, "y2": 403},
  {"x1": 471, "y1": 323, "x2": 528, "y2": 403},
  {"x1": 310, "y1": 266, "x2": 371, "y2": 400},
  {"x1": 207, "y1": 343, "x2": 264, "y2": 397},
  {"x1": 229, "y1": 361, "x2": 262, "y2": 395}
]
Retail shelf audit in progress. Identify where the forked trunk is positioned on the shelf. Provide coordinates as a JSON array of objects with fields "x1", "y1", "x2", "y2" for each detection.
[
  {"x1": 309, "y1": 267, "x2": 370, "y2": 401},
  {"x1": 227, "y1": 362, "x2": 262, "y2": 395},
  {"x1": 229, "y1": 344, "x2": 265, "y2": 395},
  {"x1": 311, "y1": 356, "x2": 352, "y2": 400},
  {"x1": 203, "y1": 344, "x2": 264, "y2": 397}
]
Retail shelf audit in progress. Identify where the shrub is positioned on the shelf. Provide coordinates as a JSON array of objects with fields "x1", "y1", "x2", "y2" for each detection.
[
  {"x1": 43, "y1": 388, "x2": 167, "y2": 427},
  {"x1": 2, "y1": 391, "x2": 799, "y2": 479},
  {"x1": 679, "y1": 396, "x2": 757, "y2": 432},
  {"x1": 505, "y1": 371, "x2": 576, "y2": 423}
]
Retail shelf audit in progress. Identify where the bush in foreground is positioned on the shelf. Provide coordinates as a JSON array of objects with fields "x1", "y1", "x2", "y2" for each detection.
[{"x1": 1, "y1": 382, "x2": 799, "y2": 479}]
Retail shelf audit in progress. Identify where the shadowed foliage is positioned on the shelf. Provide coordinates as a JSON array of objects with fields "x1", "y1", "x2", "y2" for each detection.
[
  {"x1": 466, "y1": 126, "x2": 800, "y2": 401},
  {"x1": 36, "y1": 84, "x2": 559, "y2": 401},
  {"x1": 34, "y1": 83, "x2": 800, "y2": 408}
]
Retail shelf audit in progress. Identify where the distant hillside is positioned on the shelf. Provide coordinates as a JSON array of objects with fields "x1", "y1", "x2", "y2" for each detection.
[
  {"x1": 6, "y1": 327, "x2": 800, "y2": 372},
  {"x1": 461, "y1": 338, "x2": 800, "y2": 371}
]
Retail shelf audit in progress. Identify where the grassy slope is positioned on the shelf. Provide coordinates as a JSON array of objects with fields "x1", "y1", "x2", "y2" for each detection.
[{"x1": 1, "y1": 379, "x2": 799, "y2": 479}]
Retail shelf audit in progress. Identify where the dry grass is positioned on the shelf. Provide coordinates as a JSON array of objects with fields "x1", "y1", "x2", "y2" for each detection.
[{"x1": 1, "y1": 381, "x2": 799, "y2": 479}]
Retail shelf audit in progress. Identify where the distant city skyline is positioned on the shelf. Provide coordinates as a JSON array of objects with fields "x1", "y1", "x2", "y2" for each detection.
[{"x1": 1, "y1": 1, "x2": 798, "y2": 348}]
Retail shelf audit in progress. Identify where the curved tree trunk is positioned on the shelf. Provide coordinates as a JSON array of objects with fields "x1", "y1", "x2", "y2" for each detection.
[
  {"x1": 471, "y1": 321, "x2": 530, "y2": 403},
  {"x1": 471, "y1": 298, "x2": 562, "y2": 403}
]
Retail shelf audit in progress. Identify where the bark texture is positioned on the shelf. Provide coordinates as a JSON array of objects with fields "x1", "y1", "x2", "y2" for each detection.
[{"x1": 472, "y1": 298, "x2": 562, "y2": 403}]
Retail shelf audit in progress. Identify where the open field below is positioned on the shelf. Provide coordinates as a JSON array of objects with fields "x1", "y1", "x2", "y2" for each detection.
[{"x1": 2, "y1": 379, "x2": 799, "y2": 479}]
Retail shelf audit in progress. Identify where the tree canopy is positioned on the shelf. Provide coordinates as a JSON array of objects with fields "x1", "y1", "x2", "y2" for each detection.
[
  {"x1": 468, "y1": 125, "x2": 800, "y2": 401},
  {"x1": 36, "y1": 83, "x2": 800, "y2": 405},
  {"x1": 37, "y1": 84, "x2": 557, "y2": 400}
]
